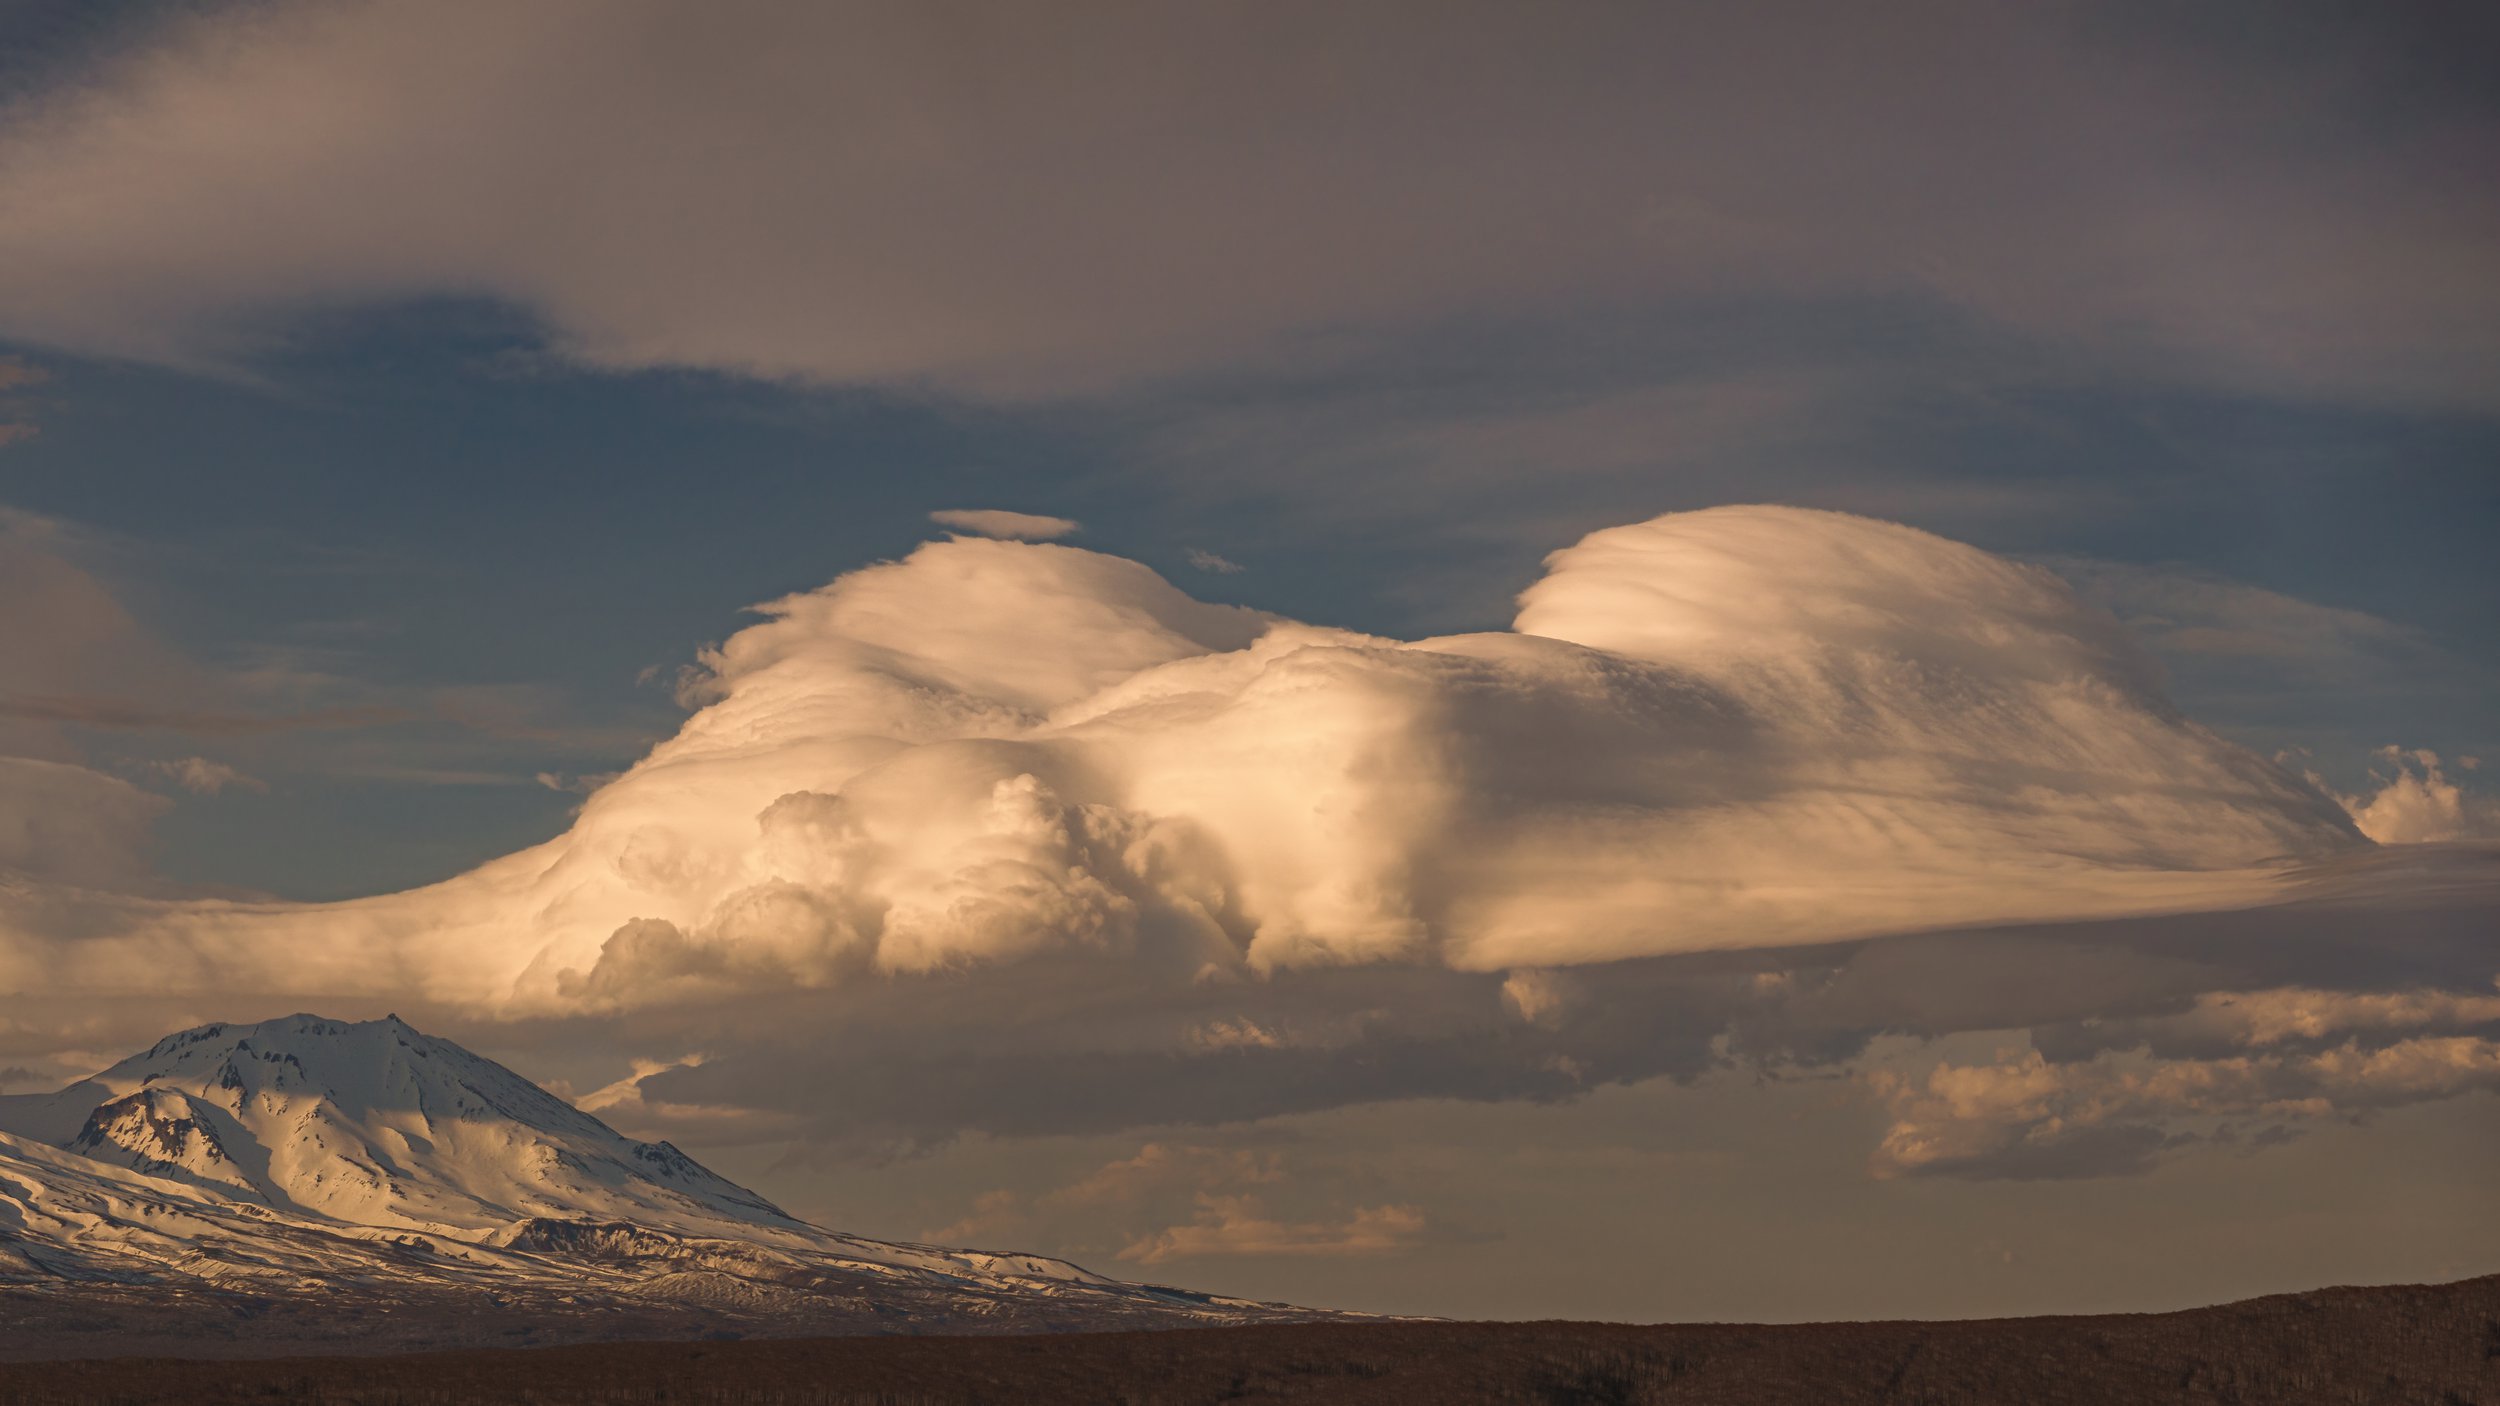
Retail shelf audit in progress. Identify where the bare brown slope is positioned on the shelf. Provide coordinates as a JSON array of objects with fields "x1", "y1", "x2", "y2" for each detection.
[{"x1": 3, "y1": 1273, "x2": 2495, "y2": 1405}]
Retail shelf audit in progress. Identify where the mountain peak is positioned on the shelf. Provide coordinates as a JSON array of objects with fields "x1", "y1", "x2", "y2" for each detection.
[{"x1": 0, "y1": 1012, "x2": 793, "y2": 1239}]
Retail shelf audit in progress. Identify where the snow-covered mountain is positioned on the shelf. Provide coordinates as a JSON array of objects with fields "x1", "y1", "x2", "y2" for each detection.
[
  {"x1": 2, "y1": 1014, "x2": 790, "y2": 1238},
  {"x1": 0, "y1": 1015, "x2": 1339, "y2": 1357}
]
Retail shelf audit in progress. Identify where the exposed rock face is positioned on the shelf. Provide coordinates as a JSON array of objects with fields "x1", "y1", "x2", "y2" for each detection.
[{"x1": 68, "y1": 1088, "x2": 261, "y2": 1201}]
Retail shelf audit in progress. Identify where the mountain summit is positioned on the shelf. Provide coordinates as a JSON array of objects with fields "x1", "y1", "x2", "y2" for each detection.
[
  {"x1": 7, "y1": 1013, "x2": 789, "y2": 1238},
  {"x1": 0, "y1": 1015, "x2": 1336, "y2": 1357}
]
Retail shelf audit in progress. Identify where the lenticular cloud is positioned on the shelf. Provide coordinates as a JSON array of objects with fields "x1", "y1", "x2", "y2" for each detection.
[{"x1": 7, "y1": 507, "x2": 2360, "y2": 1010}]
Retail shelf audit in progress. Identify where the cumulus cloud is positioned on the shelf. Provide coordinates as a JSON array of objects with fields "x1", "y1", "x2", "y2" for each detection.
[
  {"x1": 6, "y1": 505, "x2": 2483, "y2": 1167},
  {"x1": 1862, "y1": 973, "x2": 2500, "y2": 1180},
  {"x1": 2319, "y1": 749, "x2": 2500, "y2": 845},
  {"x1": 0, "y1": 3, "x2": 2488, "y2": 404},
  {"x1": 1870, "y1": 1008, "x2": 2500, "y2": 1182},
  {"x1": 3, "y1": 506, "x2": 2364, "y2": 996},
  {"x1": 927, "y1": 509, "x2": 1081, "y2": 541}
]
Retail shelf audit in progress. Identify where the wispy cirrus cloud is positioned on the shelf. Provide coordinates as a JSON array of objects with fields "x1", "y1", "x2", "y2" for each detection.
[
  {"x1": 923, "y1": 1141, "x2": 1440, "y2": 1267},
  {"x1": 1120, "y1": 1198, "x2": 1430, "y2": 1266},
  {"x1": 2042, "y1": 558, "x2": 2431, "y2": 669},
  {"x1": 0, "y1": 355, "x2": 41, "y2": 446},
  {"x1": 0, "y1": 693, "x2": 412, "y2": 735}
]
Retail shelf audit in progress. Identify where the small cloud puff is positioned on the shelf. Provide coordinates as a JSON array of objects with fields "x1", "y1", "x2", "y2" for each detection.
[
  {"x1": 929, "y1": 508, "x2": 1081, "y2": 541},
  {"x1": 2331, "y1": 749, "x2": 2498, "y2": 845},
  {"x1": 146, "y1": 756, "x2": 266, "y2": 795},
  {"x1": 1184, "y1": 548, "x2": 1244, "y2": 574}
]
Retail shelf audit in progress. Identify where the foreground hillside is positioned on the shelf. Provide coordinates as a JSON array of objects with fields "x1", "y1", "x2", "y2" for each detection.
[{"x1": 4, "y1": 1272, "x2": 2492, "y2": 1405}]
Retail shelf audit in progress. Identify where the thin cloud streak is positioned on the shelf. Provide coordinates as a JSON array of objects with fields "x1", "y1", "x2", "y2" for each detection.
[{"x1": 0, "y1": 693, "x2": 413, "y2": 735}]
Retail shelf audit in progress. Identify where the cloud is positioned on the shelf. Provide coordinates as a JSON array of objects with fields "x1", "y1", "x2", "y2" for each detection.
[
  {"x1": 7, "y1": 505, "x2": 2484, "y2": 1168},
  {"x1": 2038, "y1": 559, "x2": 2499, "y2": 781},
  {"x1": 1869, "y1": 1007, "x2": 2500, "y2": 1181},
  {"x1": 2043, "y1": 559, "x2": 2425, "y2": 667},
  {"x1": 928, "y1": 1144, "x2": 1287, "y2": 1244},
  {"x1": 0, "y1": 356, "x2": 40, "y2": 447},
  {"x1": 568, "y1": 1052, "x2": 804, "y2": 1147},
  {"x1": 922, "y1": 1141, "x2": 1432, "y2": 1267},
  {"x1": 1499, "y1": 969, "x2": 1583, "y2": 1030},
  {"x1": 0, "y1": 509, "x2": 214, "y2": 759},
  {"x1": 927, "y1": 509, "x2": 1081, "y2": 541},
  {"x1": 1119, "y1": 1198, "x2": 1429, "y2": 1266},
  {"x1": 0, "y1": 694, "x2": 416, "y2": 734},
  {"x1": 0, "y1": 3, "x2": 2488, "y2": 405},
  {"x1": 0, "y1": 756, "x2": 168, "y2": 888},
  {"x1": 489, "y1": 505, "x2": 2354, "y2": 1004},
  {"x1": 2318, "y1": 749, "x2": 2500, "y2": 845},
  {"x1": 536, "y1": 770, "x2": 621, "y2": 795},
  {"x1": 1184, "y1": 548, "x2": 1244, "y2": 575},
  {"x1": 143, "y1": 756, "x2": 266, "y2": 795},
  {"x1": 0, "y1": 507, "x2": 454, "y2": 785},
  {"x1": 1865, "y1": 972, "x2": 2500, "y2": 1181},
  {"x1": 7, "y1": 506, "x2": 2364, "y2": 991}
]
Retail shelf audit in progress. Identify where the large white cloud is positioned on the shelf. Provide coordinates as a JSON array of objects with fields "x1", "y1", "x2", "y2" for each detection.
[{"x1": 4, "y1": 506, "x2": 2362, "y2": 1015}]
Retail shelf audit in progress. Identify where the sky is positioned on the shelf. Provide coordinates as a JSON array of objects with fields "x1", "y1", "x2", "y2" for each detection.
[{"x1": 0, "y1": 0, "x2": 2495, "y2": 1322}]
